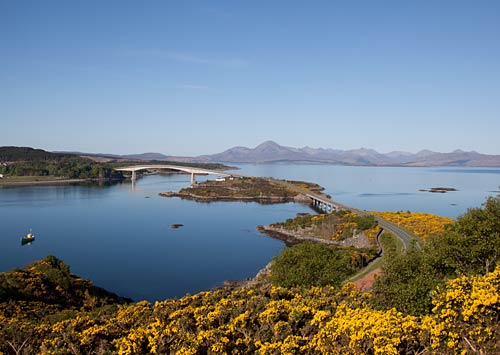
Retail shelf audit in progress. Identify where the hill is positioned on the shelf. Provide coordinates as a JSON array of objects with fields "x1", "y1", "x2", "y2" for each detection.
[
  {"x1": 0, "y1": 255, "x2": 130, "y2": 312},
  {"x1": 0, "y1": 146, "x2": 75, "y2": 162},
  {"x1": 0, "y1": 147, "x2": 124, "y2": 180}
]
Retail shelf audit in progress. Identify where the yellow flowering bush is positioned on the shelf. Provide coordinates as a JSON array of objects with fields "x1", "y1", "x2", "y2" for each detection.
[
  {"x1": 372, "y1": 211, "x2": 454, "y2": 239},
  {"x1": 422, "y1": 266, "x2": 500, "y2": 354}
]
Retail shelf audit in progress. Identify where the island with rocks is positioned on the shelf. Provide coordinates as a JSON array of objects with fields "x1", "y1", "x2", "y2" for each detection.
[{"x1": 159, "y1": 176, "x2": 326, "y2": 203}]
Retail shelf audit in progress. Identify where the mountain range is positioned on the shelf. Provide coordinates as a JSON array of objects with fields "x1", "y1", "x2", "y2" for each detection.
[{"x1": 74, "y1": 141, "x2": 500, "y2": 167}]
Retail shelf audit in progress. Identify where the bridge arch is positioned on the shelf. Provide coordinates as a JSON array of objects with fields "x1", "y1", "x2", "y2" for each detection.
[{"x1": 115, "y1": 165, "x2": 231, "y2": 186}]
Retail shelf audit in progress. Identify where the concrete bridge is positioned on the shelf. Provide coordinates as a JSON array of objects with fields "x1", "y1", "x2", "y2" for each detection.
[
  {"x1": 115, "y1": 165, "x2": 231, "y2": 186},
  {"x1": 306, "y1": 193, "x2": 339, "y2": 213}
]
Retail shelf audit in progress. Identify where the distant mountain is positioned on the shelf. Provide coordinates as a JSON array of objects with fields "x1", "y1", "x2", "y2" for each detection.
[
  {"x1": 194, "y1": 141, "x2": 500, "y2": 167},
  {"x1": 198, "y1": 141, "x2": 312, "y2": 163},
  {"x1": 121, "y1": 152, "x2": 171, "y2": 160},
  {"x1": 25, "y1": 142, "x2": 500, "y2": 167}
]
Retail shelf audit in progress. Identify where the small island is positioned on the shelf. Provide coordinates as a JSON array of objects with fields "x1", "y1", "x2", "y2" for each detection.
[
  {"x1": 419, "y1": 187, "x2": 458, "y2": 193},
  {"x1": 160, "y1": 176, "x2": 326, "y2": 203}
]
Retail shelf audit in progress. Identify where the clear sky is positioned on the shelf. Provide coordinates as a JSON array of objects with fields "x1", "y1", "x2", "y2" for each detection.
[{"x1": 2, "y1": 1, "x2": 500, "y2": 156}]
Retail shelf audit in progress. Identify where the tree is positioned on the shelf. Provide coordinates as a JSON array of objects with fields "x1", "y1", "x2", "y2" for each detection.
[
  {"x1": 371, "y1": 245, "x2": 442, "y2": 316},
  {"x1": 453, "y1": 196, "x2": 500, "y2": 274},
  {"x1": 270, "y1": 243, "x2": 359, "y2": 288}
]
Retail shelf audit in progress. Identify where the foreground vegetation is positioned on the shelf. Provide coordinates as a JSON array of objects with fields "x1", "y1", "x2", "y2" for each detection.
[
  {"x1": 2, "y1": 265, "x2": 499, "y2": 354},
  {"x1": 1, "y1": 197, "x2": 499, "y2": 354},
  {"x1": 270, "y1": 243, "x2": 377, "y2": 288}
]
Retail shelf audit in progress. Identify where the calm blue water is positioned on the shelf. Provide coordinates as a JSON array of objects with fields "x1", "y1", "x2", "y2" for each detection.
[
  {"x1": 0, "y1": 175, "x2": 309, "y2": 301},
  {"x1": 236, "y1": 165, "x2": 500, "y2": 218},
  {"x1": 1, "y1": 165, "x2": 499, "y2": 301}
]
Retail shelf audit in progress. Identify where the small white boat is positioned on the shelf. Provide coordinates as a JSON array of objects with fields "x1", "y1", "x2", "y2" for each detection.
[{"x1": 21, "y1": 229, "x2": 35, "y2": 245}]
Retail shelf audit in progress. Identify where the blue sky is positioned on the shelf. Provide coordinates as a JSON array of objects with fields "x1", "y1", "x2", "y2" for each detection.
[{"x1": 2, "y1": 1, "x2": 500, "y2": 155}]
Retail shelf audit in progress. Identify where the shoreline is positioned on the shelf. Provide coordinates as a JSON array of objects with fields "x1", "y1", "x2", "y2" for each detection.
[
  {"x1": 159, "y1": 191, "x2": 308, "y2": 204},
  {"x1": 0, "y1": 177, "x2": 124, "y2": 187},
  {"x1": 256, "y1": 225, "x2": 341, "y2": 246}
]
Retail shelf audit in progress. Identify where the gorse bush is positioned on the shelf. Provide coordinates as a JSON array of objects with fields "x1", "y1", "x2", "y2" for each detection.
[
  {"x1": 2, "y1": 271, "x2": 500, "y2": 354},
  {"x1": 371, "y1": 211, "x2": 454, "y2": 240}
]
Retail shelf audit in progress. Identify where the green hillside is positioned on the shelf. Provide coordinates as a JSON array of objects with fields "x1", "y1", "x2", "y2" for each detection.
[{"x1": 0, "y1": 147, "x2": 123, "y2": 180}]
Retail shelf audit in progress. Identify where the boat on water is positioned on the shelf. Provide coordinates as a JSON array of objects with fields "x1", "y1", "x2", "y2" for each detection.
[{"x1": 21, "y1": 230, "x2": 35, "y2": 245}]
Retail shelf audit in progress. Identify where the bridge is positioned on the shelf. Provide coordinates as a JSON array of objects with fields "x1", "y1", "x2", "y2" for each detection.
[
  {"x1": 115, "y1": 165, "x2": 231, "y2": 186},
  {"x1": 115, "y1": 164, "x2": 416, "y2": 249}
]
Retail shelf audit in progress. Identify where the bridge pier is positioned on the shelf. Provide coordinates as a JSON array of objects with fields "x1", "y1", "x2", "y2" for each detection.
[
  {"x1": 309, "y1": 196, "x2": 338, "y2": 214},
  {"x1": 190, "y1": 172, "x2": 196, "y2": 186},
  {"x1": 131, "y1": 170, "x2": 137, "y2": 181}
]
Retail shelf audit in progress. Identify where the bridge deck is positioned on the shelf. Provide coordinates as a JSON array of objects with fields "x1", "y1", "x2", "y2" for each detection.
[{"x1": 115, "y1": 165, "x2": 231, "y2": 176}]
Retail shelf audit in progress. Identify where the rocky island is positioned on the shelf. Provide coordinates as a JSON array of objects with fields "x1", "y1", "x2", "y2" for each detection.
[
  {"x1": 159, "y1": 176, "x2": 326, "y2": 203},
  {"x1": 419, "y1": 187, "x2": 458, "y2": 193}
]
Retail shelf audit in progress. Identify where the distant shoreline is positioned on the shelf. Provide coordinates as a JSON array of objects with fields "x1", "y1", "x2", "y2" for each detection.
[
  {"x1": 0, "y1": 177, "x2": 123, "y2": 187},
  {"x1": 159, "y1": 191, "x2": 303, "y2": 203}
]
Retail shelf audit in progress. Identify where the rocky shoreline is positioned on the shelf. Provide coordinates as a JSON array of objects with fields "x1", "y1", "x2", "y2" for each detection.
[
  {"x1": 159, "y1": 176, "x2": 324, "y2": 204},
  {"x1": 159, "y1": 191, "x2": 304, "y2": 203},
  {"x1": 256, "y1": 225, "x2": 341, "y2": 246}
]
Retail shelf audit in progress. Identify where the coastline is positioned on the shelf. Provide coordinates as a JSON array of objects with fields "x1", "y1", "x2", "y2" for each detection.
[
  {"x1": 256, "y1": 225, "x2": 341, "y2": 246},
  {"x1": 159, "y1": 191, "x2": 308, "y2": 203},
  {"x1": 0, "y1": 177, "x2": 124, "y2": 187}
]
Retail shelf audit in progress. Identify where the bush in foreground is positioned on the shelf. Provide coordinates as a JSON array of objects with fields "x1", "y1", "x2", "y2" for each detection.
[{"x1": 270, "y1": 242, "x2": 376, "y2": 288}]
